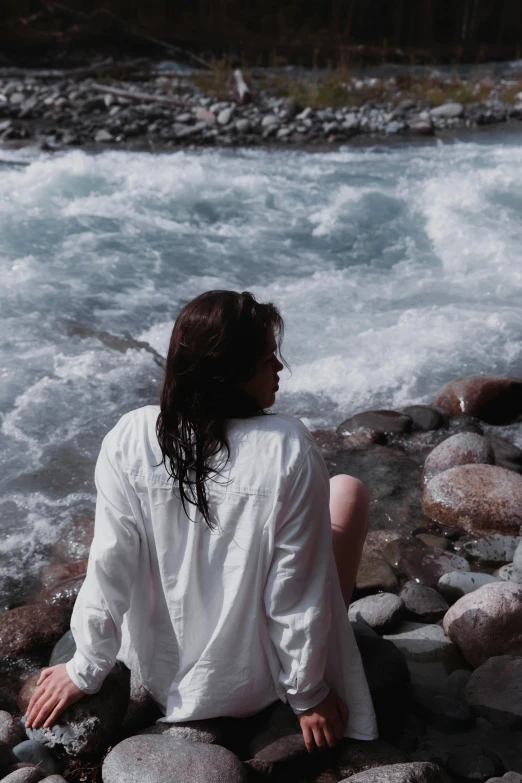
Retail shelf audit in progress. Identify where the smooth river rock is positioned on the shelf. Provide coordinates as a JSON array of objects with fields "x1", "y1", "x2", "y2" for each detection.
[
  {"x1": 465, "y1": 655, "x2": 522, "y2": 727},
  {"x1": 348, "y1": 593, "x2": 405, "y2": 633},
  {"x1": 336, "y1": 410, "x2": 412, "y2": 438},
  {"x1": 422, "y1": 432, "x2": 495, "y2": 486},
  {"x1": 399, "y1": 582, "x2": 449, "y2": 622},
  {"x1": 1, "y1": 769, "x2": 46, "y2": 783},
  {"x1": 342, "y1": 761, "x2": 451, "y2": 782},
  {"x1": 402, "y1": 406, "x2": 444, "y2": 432},
  {"x1": 423, "y1": 464, "x2": 522, "y2": 536},
  {"x1": 514, "y1": 539, "x2": 522, "y2": 583},
  {"x1": 383, "y1": 622, "x2": 459, "y2": 668},
  {"x1": 398, "y1": 548, "x2": 470, "y2": 589},
  {"x1": 0, "y1": 605, "x2": 71, "y2": 662},
  {"x1": 442, "y1": 582, "x2": 522, "y2": 667},
  {"x1": 459, "y1": 534, "x2": 520, "y2": 565},
  {"x1": 102, "y1": 736, "x2": 247, "y2": 783},
  {"x1": 11, "y1": 741, "x2": 61, "y2": 776},
  {"x1": 437, "y1": 571, "x2": 499, "y2": 604},
  {"x1": 0, "y1": 711, "x2": 24, "y2": 744},
  {"x1": 433, "y1": 375, "x2": 522, "y2": 424}
]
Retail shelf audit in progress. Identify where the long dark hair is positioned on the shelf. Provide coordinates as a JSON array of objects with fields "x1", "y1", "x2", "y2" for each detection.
[{"x1": 156, "y1": 290, "x2": 285, "y2": 529}]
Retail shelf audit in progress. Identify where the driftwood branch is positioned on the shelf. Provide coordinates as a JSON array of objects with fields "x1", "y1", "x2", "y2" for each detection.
[
  {"x1": 90, "y1": 82, "x2": 193, "y2": 108},
  {"x1": 232, "y1": 69, "x2": 252, "y2": 104}
]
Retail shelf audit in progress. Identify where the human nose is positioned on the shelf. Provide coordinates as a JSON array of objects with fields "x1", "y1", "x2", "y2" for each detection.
[{"x1": 275, "y1": 357, "x2": 284, "y2": 372}]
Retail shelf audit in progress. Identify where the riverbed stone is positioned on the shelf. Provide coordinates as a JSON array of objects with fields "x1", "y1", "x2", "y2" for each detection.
[
  {"x1": 335, "y1": 739, "x2": 407, "y2": 778},
  {"x1": 488, "y1": 435, "x2": 522, "y2": 474},
  {"x1": 0, "y1": 711, "x2": 24, "y2": 744},
  {"x1": 337, "y1": 410, "x2": 412, "y2": 438},
  {"x1": 399, "y1": 582, "x2": 449, "y2": 622},
  {"x1": 137, "y1": 719, "x2": 225, "y2": 745},
  {"x1": 382, "y1": 537, "x2": 426, "y2": 569},
  {"x1": 446, "y1": 745, "x2": 498, "y2": 781},
  {"x1": 402, "y1": 406, "x2": 444, "y2": 433},
  {"x1": 433, "y1": 375, "x2": 522, "y2": 425},
  {"x1": 383, "y1": 622, "x2": 460, "y2": 670},
  {"x1": 486, "y1": 775, "x2": 522, "y2": 783},
  {"x1": 464, "y1": 655, "x2": 522, "y2": 727},
  {"x1": 437, "y1": 571, "x2": 499, "y2": 604},
  {"x1": 348, "y1": 593, "x2": 405, "y2": 633},
  {"x1": 355, "y1": 552, "x2": 398, "y2": 596},
  {"x1": 0, "y1": 604, "x2": 71, "y2": 662},
  {"x1": 39, "y1": 560, "x2": 87, "y2": 590},
  {"x1": 431, "y1": 103, "x2": 464, "y2": 119},
  {"x1": 514, "y1": 540, "x2": 522, "y2": 583},
  {"x1": 423, "y1": 464, "x2": 522, "y2": 536},
  {"x1": 414, "y1": 534, "x2": 448, "y2": 550},
  {"x1": 54, "y1": 516, "x2": 93, "y2": 562},
  {"x1": 422, "y1": 433, "x2": 495, "y2": 486},
  {"x1": 341, "y1": 761, "x2": 450, "y2": 782},
  {"x1": 398, "y1": 548, "x2": 470, "y2": 588},
  {"x1": 410, "y1": 685, "x2": 475, "y2": 733},
  {"x1": 37, "y1": 574, "x2": 84, "y2": 613},
  {"x1": 11, "y1": 741, "x2": 61, "y2": 776},
  {"x1": 102, "y1": 735, "x2": 247, "y2": 783},
  {"x1": 24, "y1": 663, "x2": 130, "y2": 756},
  {"x1": 459, "y1": 535, "x2": 520, "y2": 565},
  {"x1": 495, "y1": 563, "x2": 516, "y2": 582},
  {"x1": 2, "y1": 769, "x2": 46, "y2": 783},
  {"x1": 122, "y1": 669, "x2": 163, "y2": 734},
  {"x1": 442, "y1": 582, "x2": 522, "y2": 667}
]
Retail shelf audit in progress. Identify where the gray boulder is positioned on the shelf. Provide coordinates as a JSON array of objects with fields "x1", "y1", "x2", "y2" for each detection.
[
  {"x1": 443, "y1": 582, "x2": 522, "y2": 667},
  {"x1": 459, "y1": 535, "x2": 520, "y2": 566},
  {"x1": 437, "y1": 571, "x2": 500, "y2": 604},
  {"x1": 0, "y1": 711, "x2": 24, "y2": 744},
  {"x1": 399, "y1": 582, "x2": 449, "y2": 622},
  {"x1": 446, "y1": 746, "x2": 499, "y2": 781},
  {"x1": 486, "y1": 775, "x2": 522, "y2": 783},
  {"x1": 430, "y1": 103, "x2": 464, "y2": 119},
  {"x1": 422, "y1": 432, "x2": 494, "y2": 486},
  {"x1": 102, "y1": 736, "x2": 247, "y2": 783},
  {"x1": 341, "y1": 761, "x2": 450, "y2": 782},
  {"x1": 383, "y1": 622, "x2": 460, "y2": 669},
  {"x1": 514, "y1": 539, "x2": 522, "y2": 583},
  {"x1": 11, "y1": 741, "x2": 61, "y2": 776},
  {"x1": 348, "y1": 593, "x2": 405, "y2": 633},
  {"x1": 465, "y1": 655, "x2": 522, "y2": 727},
  {"x1": 25, "y1": 663, "x2": 130, "y2": 756},
  {"x1": 1, "y1": 769, "x2": 46, "y2": 783}
]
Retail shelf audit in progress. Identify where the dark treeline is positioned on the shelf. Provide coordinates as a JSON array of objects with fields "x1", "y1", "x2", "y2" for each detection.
[{"x1": 1, "y1": 0, "x2": 522, "y2": 65}]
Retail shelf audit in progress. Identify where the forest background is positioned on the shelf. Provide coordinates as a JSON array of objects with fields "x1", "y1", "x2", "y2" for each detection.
[{"x1": 2, "y1": 0, "x2": 522, "y2": 67}]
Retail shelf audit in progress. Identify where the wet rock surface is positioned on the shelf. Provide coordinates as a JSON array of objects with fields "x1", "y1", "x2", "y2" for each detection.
[
  {"x1": 399, "y1": 582, "x2": 449, "y2": 622},
  {"x1": 464, "y1": 655, "x2": 522, "y2": 727},
  {"x1": 0, "y1": 605, "x2": 72, "y2": 663},
  {"x1": 443, "y1": 582, "x2": 522, "y2": 667},
  {"x1": 423, "y1": 465, "x2": 522, "y2": 536},
  {"x1": 102, "y1": 735, "x2": 248, "y2": 783},
  {"x1": 348, "y1": 593, "x2": 405, "y2": 633},
  {"x1": 341, "y1": 761, "x2": 451, "y2": 782},
  {"x1": 433, "y1": 376, "x2": 522, "y2": 425},
  {"x1": 398, "y1": 549, "x2": 470, "y2": 589},
  {"x1": 24, "y1": 663, "x2": 130, "y2": 757},
  {"x1": 422, "y1": 433, "x2": 495, "y2": 486}
]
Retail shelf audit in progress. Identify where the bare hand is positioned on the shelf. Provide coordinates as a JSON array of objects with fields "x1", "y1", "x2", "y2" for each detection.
[
  {"x1": 26, "y1": 664, "x2": 86, "y2": 729},
  {"x1": 298, "y1": 690, "x2": 349, "y2": 753}
]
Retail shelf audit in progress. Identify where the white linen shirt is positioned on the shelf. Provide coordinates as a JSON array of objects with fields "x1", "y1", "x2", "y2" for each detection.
[{"x1": 66, "y1": 405, "x2": 378, "y2": 740}]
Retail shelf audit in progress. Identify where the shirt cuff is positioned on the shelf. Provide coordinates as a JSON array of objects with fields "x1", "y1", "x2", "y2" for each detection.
[
  {"x1": 286, "y1": 680, "x2": 331, "y2": 715},
  {"x1": 66, "y1": 653, "x2": 105, "y2": 695}
]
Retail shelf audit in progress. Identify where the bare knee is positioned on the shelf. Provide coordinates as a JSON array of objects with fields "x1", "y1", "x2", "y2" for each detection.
[{"x1": 330, "y1": 474, "x2": 370, "y2": 511}]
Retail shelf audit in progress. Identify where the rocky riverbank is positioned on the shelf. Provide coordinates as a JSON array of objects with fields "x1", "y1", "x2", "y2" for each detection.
[
  {"x1": 0, "y1": 373, "x2": 521, "y2": 782},
  {"x1": 2, "y1": 60, "x2": 522, "y2": 151}
]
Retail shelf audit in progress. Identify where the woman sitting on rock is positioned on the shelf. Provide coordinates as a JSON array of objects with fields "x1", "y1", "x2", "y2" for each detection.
[{"x1": 26, "y1": 290, "x2": 377, "y2": 752}]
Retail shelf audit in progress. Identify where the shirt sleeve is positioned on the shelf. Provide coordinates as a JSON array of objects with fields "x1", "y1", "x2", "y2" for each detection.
[
  {"x1": 264, "y1": 444, "x2": 333, "y2": 714},
  {"x1": 66, "y1": 432, "x2": 140, "y2": 694}
]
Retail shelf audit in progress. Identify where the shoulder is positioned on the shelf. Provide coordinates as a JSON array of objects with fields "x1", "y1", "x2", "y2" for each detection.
[
  {"x1": 100, "y1": 405, "x2": 160, "y2": 470},
  {"x1": 225, "y1": 414, "x2": 321, "y2": 492}
]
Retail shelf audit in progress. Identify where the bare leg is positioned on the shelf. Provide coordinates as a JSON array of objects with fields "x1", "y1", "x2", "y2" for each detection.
[{"x1": 330, "y1": 475, "x2": 370, "y2": 609}]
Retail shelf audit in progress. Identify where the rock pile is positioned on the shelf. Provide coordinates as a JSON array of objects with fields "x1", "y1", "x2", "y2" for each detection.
[
  {"x1": 2, "y1": 66, "x2": 522, "y2": 150},
  {"x1": 0, "y1": 373, "x2": 521, "y2": 782}
]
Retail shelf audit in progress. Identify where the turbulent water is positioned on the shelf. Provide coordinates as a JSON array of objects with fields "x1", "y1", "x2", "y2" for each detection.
[{"x1": 2, "y1": 133, "x2": 522, "y2": 604}]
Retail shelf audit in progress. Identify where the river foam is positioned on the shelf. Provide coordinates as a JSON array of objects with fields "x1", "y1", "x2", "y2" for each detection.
[{"x1": 1, "y1": 137, "x2": 522, "y2": 602}]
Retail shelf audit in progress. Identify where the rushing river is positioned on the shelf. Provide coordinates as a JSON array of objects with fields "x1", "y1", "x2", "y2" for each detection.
[{"x1": 1, "y1": 133, "x2": 522, "y2": 604}]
